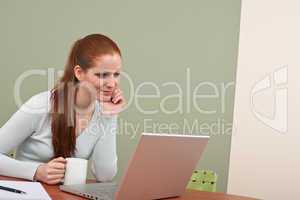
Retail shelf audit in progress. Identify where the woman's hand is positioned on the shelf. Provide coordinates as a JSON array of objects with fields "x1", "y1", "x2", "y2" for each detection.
[
  {"x1": 100, "y1": 87, "x2": 126, "y2": 116},
  {"x1": 34, "y1": 157, "x2": 66, "y2": 185}
]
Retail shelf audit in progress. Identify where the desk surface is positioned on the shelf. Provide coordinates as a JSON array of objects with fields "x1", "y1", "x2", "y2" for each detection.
[{"x1": 0, "y1": 176, "x2": 257, "y2": 200}]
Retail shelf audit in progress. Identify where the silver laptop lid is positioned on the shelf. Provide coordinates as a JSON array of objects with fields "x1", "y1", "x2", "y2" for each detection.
[{"x1": 115, "y1": 133, "x2": 209, "y2": 200}]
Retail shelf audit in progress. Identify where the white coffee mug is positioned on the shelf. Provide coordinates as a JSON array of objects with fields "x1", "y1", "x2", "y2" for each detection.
[{"x1": 63, "y1": 158, "x2": 88, "y2": 185}]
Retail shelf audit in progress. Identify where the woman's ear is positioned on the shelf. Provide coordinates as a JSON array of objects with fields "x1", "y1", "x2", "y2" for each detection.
[{"x1": 74, "y1": 65, "x2": 84, "y2": 81}]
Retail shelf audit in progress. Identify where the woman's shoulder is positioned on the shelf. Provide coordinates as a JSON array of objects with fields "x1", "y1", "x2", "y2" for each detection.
[
  {"x1": 30, "y1": 90, "x2": 51, "y2": 101},
  {"x1": 20, "y1": 91, "x2": 51, "y2": 115}
]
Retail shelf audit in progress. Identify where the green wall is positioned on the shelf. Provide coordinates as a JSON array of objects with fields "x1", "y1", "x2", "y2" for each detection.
[{"x1": 0, "y1": 0, "x2": 241, "y2": 192}]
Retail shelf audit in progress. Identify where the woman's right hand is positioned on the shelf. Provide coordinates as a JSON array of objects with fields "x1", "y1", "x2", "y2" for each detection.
[
  {"x1": 34, "y1": 157, "x2": 66, "y2": 185},
  {"x1": 99, "y1": 87, "x2": 126, "y2": 116}
]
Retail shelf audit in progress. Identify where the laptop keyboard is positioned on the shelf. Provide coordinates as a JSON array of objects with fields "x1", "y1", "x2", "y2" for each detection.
[{"x1": 82, "y1": 184, "x2": 117, "y2": 200}]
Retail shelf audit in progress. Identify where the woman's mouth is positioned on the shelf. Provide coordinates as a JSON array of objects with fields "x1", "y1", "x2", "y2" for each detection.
[{"x1": 102, "y1": 91, "x2": 113, "y2": 95}]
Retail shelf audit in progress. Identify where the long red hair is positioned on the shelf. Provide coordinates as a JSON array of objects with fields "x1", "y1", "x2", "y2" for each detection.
[{"x1": 50, "y1": 34, "x2": 121, "y2": 158}]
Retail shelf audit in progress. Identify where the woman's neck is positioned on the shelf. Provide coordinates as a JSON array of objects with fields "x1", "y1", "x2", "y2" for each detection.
[{"x1": 75, "y1": 87, "x2": 96, "y2": 115}]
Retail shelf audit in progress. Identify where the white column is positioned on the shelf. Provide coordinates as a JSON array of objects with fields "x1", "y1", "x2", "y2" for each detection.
[{"x1": 228, "y1": 0, "x2": 300, "y2": 199}]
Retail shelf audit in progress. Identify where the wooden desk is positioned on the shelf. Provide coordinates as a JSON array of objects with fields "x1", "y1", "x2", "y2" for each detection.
[{"x1": 0, "y1": 176, "x2": 258, "y2": 200}]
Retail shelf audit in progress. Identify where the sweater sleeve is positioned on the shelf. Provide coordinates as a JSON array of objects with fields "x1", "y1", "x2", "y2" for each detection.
[
  {"x1": 90, "y1": 115, "x2": 118, "y2": 182},
  {"x1": 0, "y1": 94, "x2": 46, "y2": 180}
]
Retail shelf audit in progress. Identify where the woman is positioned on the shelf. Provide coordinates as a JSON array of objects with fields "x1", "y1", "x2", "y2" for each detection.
[{"x1": 0, "y1": 33, "x2": 125, "y2": 185}]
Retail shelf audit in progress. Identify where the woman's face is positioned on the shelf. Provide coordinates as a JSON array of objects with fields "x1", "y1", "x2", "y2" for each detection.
[{"x1": 77, "y1": 53, "x2": 122, "y2": 102}]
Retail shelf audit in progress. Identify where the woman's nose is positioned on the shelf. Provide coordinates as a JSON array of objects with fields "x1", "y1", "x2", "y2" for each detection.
[{"x1": 105, "y1": 77, "x2": 116, "y2": 89}]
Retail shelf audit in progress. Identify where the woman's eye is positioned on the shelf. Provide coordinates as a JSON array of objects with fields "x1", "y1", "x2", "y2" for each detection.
[
  {"x1": 114, "y1": 73, "x2": 120, "y2": 78},
  {"x1": 102, "y1": 73, "x2": 110, "y2": 78},
  {"x1": 96, "y1": 73, "x2": 109, "y2": 78},
  {"x1": 95, "y1": 72, "x2": 120, "y2": 78}
]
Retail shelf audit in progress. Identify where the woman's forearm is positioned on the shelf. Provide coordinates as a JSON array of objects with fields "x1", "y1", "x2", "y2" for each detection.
[
  {"x1": 0, "y1": 153, "x2": 41, "y2": 180},
  {"x1": 91, "y1": 115, "x2": 118, "y2": 182}
]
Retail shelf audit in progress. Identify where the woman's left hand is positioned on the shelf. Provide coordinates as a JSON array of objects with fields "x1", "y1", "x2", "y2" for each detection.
[{"x1": 100, "y1": 87, "x2": 125, "y2": 116}]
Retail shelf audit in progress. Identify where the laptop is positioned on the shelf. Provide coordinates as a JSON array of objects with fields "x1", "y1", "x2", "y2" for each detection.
[{"x1": 60, "y1": 133, "x2": 209, "y2": 200}]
